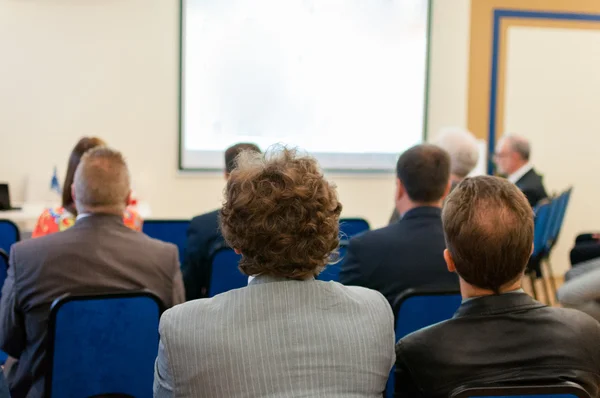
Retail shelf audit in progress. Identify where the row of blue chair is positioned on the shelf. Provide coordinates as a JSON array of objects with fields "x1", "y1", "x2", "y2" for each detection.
[
  {"x1": 208, "y1": 241, "x2": 349, "y2": 297},
  {"x1": 44, "y1": 289, "x2": 588, "y2": 397},
  {"x1": 0, "y1": 217, "x2": 368, "y2": 266},
  {"x1": 530, "y1": 188, "x2": 572, "y2": 302},
  {"x1": 141, "y1": 217, "x2": 369, "y2": 266}
]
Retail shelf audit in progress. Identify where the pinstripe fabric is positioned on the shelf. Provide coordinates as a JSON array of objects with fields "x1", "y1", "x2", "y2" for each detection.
[{"x1": 154, "y1": 275, "x2": 395, "y2": 398}]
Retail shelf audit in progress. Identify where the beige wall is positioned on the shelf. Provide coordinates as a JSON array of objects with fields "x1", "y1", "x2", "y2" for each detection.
[
  {"x1": 504, "y1": 26, "x2": 600, "y2": 273},
  {"x1": 0, "y1": 0, "x2": 471, "y2": 229}
]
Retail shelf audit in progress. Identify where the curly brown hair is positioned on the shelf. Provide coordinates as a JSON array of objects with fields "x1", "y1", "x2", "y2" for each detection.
[{"x1": 220, "y1": 147, "x2": 342, "y2": 279}]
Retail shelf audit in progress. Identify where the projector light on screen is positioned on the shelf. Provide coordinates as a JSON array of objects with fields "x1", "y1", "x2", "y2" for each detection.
[{"x1": 180, "y1": 0, "x2": 430, "y2": 171}]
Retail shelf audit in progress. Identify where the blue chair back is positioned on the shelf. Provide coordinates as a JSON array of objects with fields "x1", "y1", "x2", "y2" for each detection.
[
  {"x1": 208, "y1": 247, "x2": 245, "y2": 297},
  {"x1": 142, "y1": 220, "x2": 190, "y2": 263},
  {"x1": 317, "y1": 241, "x2": 348, "y2": 282},
  {"x1": 532, "y1": 202, "x2": 553, "y2": 259},
  {"x1": 46, "y1": 291, "x2": 163, "y2": 398},
  {"x1": 339, "y1": 218, "x2": 370, "y2": 239},
  {"x1": 450, "y1": 382, "x2": 590, "y2": 398},
  {"x1": 386, "y1": 289, "x2": 462, "y2": 398},
  {"x1": 547, "y1": 189, "x2": 572, "y2": 250},
  {"x1": 0, "y1": 220, "x2": 19, "y2": 254},
  {"x1": 0, "y1": 250, "x2": 8, "y2": 364}
]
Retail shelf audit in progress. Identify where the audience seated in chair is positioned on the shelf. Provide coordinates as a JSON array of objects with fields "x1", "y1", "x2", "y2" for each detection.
[
  {"x1": 558, "y1": 257, "x2": 600, "y2": 321},
  {"x1": 182, "y1": 142, "x2": 261, "y2": 300},
  {"x1": 32, "y1": 136, "x2": 143, "y2": 237},
  {"x1": 389, "y1": 127, "x2": 480, "y2": 224},
  {"x1": 394, "y1": 176, "x2": 600, "y2": 398},
  {"x1": 570, "y1": 233, "x2": 600, "y2": 267},
  {"x1": 0, "y1": 147, "x2": 184, "y2": 398},
  {"x1": 154, "y1": 147, "x2": 395, "y2": 397},
  {"x1": 494, "y1": 134, "x2": 548, "y2": 207},
  {"x1": 340, "y1": 144, "x2": 458, "y2": 305}
]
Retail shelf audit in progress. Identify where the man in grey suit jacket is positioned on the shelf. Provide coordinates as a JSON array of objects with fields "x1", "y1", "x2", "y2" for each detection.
[
  {"x1": 155, "y1": 277, "x2": 394, "y2": 398},
  {"x1": 0, "y1": 147, "x2": 185, "y2": 397},
  {"x1": 154, "y1": 147, "x2": 395, "y2": 398}
]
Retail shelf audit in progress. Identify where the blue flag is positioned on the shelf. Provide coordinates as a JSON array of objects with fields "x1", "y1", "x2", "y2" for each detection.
[{"x1": 50, "y1": 166, "x2": 61, "y2": 194}]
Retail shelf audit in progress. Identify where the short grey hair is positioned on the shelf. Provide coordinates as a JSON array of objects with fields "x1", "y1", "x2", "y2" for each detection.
[
  {"x1": 503, "y1": 134, "x2": 531, "y2": 161},
  {"x1": 435, "y1": 127, "x2": 480, "y2": 178},
  {"x1": 73, "y1": 147, "x2": 131, "y2": 214}
]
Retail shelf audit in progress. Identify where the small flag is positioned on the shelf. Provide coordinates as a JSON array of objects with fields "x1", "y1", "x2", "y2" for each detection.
[{"x1": 50, "y1": 167, "x2": 61, "y2": 194}]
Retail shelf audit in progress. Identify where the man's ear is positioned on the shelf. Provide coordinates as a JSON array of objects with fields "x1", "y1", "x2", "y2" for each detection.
[
  {"x1": 125, "y1": 190, "x2": 132, "y2": 206},
  {"x1": 444, "y1": 249, "x2": 456, "y2": 273},
  {"x1": 71, "y1": 184, "x2": 76, "y2": 202},
  {"x1": 531, "y1": 243, "x2": 534, "y2": 256}
]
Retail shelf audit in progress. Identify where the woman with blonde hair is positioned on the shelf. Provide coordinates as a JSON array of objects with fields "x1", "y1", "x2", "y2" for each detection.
[{"x1": 154, "y1": 147, "x2": 395, "y2": 397}]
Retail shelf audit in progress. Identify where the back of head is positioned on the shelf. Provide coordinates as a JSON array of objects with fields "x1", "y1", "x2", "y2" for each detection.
[
  {"x1": 503, "y1": 134, "x2": 531, "y2": 161},
  {"x1": 435, "y1": 127, "x2": 479, "y2": 179},
  {"x1": 396, "y1": 144, "x2": 451, "y2": 203},
  {"x1": 63, "y1": 137, "x2": 106, "y2": 212},
  {"x1": 442, "y1": 175, "x2": 534, "y2": 292},
  {"x1": 220, "y1": 147, "x2": 342, "y2": 279},
  {"x1": 225, "y1": 143, "x2": 261, "y2": 175},
  {"x1": 73, "y1": 147, "x2": 131, "y2": 215}
]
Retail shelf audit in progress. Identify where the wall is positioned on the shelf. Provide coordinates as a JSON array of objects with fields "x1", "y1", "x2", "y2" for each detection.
[
  {"x1": 468, "y1": 0, "x2": 600, "y2": 274},
  {"x1": 0, "y1": 0, "x2": 470, "y2": 229}
]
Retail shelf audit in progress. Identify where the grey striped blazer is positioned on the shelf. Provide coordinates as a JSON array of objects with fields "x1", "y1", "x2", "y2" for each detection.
[{"x1": 154, "y1": 275, "x2": 395, "y2": 397}]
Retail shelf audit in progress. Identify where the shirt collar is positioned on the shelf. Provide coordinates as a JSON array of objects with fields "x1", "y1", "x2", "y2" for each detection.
[
  {"x1": 400, "y1": 206, "x2": 442, "y2": 220},
  {"x1": 248, "y1": 274, "x2": 314, "y2": 286},
  {"x1": 462, "y1": 288, "x2": 525, "y2": 303},
  {"x1": 455, "y1": 291, "x2": 545, "y2": 319},
  {"x1": 75, "y1": 213, "x2": 92, "y2": 221},
  {"x1": 508, "y1": 162, "x2": 533, "y2": 184}
]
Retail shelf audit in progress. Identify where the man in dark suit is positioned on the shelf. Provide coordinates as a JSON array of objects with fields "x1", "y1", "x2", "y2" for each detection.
[
  {"x1": 494, "y1": 135, "x2": 548, "y2": 207},
  {"x1": 388, "y1": 127, "x2": 480, "y2": 224},
  {"x1": 182, "y1": 143, "x2": 261, "y2": 300},
  {"x1": 340, "y1": 144, "x2": 457, "y2": 305},
  {"x1": 0, "y1": 147, "x2": 185, "y2": 398},
  {"x1": 395, "y1": 176, "x2": 600, "y2": 398}
]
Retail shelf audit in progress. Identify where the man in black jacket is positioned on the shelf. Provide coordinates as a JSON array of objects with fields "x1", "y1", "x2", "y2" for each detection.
[
  {"x1": 494, "y1": 135, "x2": 548, "y2": 207},
  {"x1": 182, "y1": 143, "x2": 261, "y2": 300},
  {"x1": 340, "y1": 144, "x2": 457, "y2": 305},
  {"x1": 395, "y1": 176, "x2": 600, "y2": 398}
]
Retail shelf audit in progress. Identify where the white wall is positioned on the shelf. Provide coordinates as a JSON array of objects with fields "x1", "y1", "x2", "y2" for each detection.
[
  {"x1": 504, "y1": 26, "x2": 600, "y2": 273},
  {"x1": 0, "y1": 0, "x2": 471, "y2": 229}
]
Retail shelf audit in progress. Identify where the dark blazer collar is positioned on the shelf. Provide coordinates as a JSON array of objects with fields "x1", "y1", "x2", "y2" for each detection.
[
  {"x1": 401, "y1": 206, "x2": 442, "y2": 221},
  {"x1": 455, "y1": 292, "x2": 545, "y2": 318}
]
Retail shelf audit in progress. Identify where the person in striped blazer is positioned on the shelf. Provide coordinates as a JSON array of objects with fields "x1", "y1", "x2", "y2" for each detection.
[{"x1": 154, "y1": 147, "x2": 395, "y2": 398}]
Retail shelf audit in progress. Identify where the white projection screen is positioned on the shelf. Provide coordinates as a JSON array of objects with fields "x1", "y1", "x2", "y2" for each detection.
[{"x1": 180, "y1": 0, "x2": 430, "y2": 171}]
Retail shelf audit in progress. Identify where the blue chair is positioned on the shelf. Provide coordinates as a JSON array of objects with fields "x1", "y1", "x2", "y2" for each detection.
[
  {"x1": 530, "y1": 189, "x2": 572, "y2": 302},
  {"x1": 0, "y1": 250, "x2": 8, "y2": 365},
  {"x1": 207, "y1": 247, "x2": 246, "y2": 297},
  {"x1": 528, "y1": 201, "x2": 556, "y2": 301},
  {"x1": 0, "y1": 219, "x2": 19, "y2": 254},
  {"x1": 546, "y1": 189, "x2": 572, "y2": 252},
  {"x1": 46, "y1": 291, "x2": 163, "y2": 398},
  {"x1": 386, "y1": 289, "x2": 462, "y2": 398},
  {"x1": 317, "y1": 241, "x2": 348, "y2": 282},
  {"x1": 543, "y1": 189, "x2": 572, "y2": 297},
  {"x1": 142, "y1": 219, "x2": 190, "y2": 264},
  {"x1": 339, "y1": 218, "x2": 370, "y2": 239},
  {"x1": 450, "y1": 382, "x2": 590, "y2": 398}
]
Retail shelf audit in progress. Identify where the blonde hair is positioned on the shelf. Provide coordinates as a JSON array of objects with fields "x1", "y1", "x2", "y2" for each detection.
[
  {"x1": 436, "y1": 127, "x2": 479, "y2": 178},
  {"x1": 220, "y1": 147, "x2": 342, "y2": 279},
  {"x1": 73, "y1": 147, "x2": 130, "y2": 214}
]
